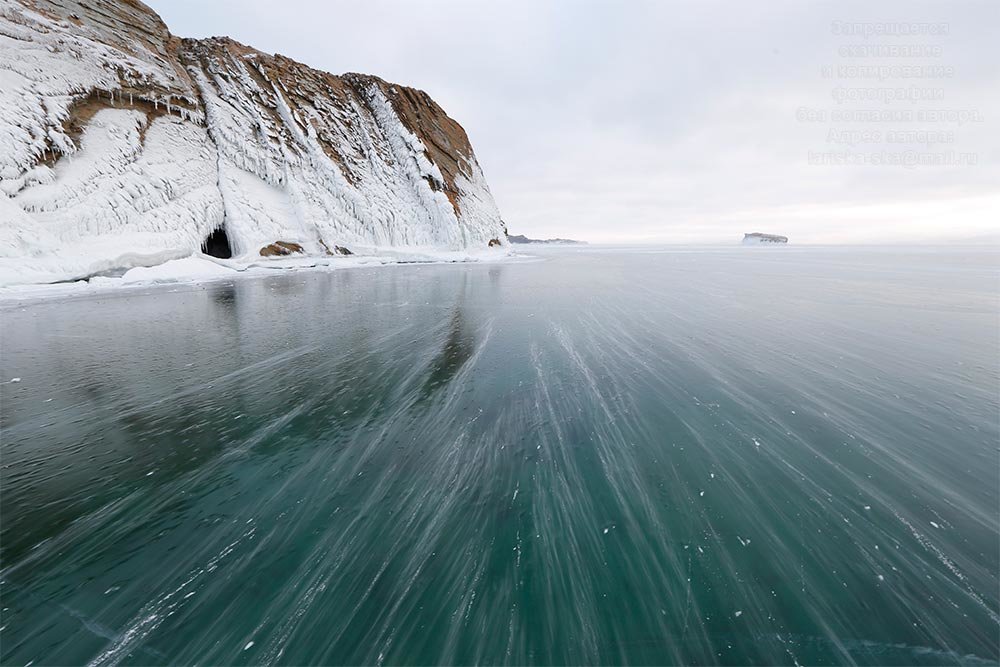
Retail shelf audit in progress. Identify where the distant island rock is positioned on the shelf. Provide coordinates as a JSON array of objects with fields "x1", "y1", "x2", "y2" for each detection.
[
  {"x1": 507, "y1": 234, "x2": 586, "y2": 245},
  {"x1": 743, "y1": 233, "x2": 788, "y2": 245}
]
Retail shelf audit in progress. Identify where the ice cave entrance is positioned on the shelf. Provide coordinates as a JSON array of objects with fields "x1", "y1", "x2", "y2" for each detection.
[{"x1": 202, "y1": 227, "x2": 233, "y2": 259}]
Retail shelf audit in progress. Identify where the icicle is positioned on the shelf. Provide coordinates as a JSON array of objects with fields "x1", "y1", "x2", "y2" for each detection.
[{"x1": 129, "y1": 92, "x2": 133, "y2": 105}]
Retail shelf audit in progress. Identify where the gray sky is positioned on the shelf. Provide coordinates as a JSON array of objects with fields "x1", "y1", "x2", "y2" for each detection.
[{"x1": 151, "y1": 0, "x2": 999, "y2": 244}]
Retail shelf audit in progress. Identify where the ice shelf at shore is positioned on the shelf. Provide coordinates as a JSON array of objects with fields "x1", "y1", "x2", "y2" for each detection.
[{"x1": 0, "y1": 247, "x2": 521, "y2": 302}]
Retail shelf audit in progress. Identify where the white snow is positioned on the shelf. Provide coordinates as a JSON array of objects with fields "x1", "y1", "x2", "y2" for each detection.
[{"x1": 120, "y1": 257, "x2": 236, "y2": 283}]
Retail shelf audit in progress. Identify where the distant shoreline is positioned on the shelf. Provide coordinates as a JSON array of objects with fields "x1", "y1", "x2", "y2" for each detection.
[{"x1": 507, "y1": 234, "x2": 586, "y2": 245}]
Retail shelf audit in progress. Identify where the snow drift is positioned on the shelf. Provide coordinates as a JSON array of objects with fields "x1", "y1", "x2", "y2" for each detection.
[{"x1": 0, "y1": 0, "x2": 506, "y2": 286}]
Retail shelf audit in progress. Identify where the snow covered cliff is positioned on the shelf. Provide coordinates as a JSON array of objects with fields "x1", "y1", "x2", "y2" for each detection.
[{"x1": 0, "y1": 0, "x2": 506, "y2": 286}]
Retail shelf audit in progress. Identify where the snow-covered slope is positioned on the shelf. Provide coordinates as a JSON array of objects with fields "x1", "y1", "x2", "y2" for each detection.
[{"x1": 0, "y1": 0, "x2": 505, "y2": 286}]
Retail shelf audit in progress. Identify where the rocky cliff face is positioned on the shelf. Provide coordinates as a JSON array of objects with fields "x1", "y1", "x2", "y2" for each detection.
[{"x1": 0, "y1": 0, "x2": 505, "y2": 285}]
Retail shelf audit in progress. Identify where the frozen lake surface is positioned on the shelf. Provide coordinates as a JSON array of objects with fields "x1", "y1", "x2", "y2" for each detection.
[{"x1": 2, "y1": 246, "x2": 997, "y2": 665}]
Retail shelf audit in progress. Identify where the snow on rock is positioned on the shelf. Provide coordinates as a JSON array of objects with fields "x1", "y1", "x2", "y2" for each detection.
[{"x1": 0, "y1": 0, "x2": 506, "y2": 287}]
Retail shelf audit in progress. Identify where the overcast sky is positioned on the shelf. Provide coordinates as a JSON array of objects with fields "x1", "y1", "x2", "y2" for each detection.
[{"x1": 151, "y1": 0, "x2": 998, "y2": 244}]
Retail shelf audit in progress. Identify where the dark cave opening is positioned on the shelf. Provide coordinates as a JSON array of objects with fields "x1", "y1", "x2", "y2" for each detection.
[{"x1": 201, "y1": 227, "x2": 233, "y2": 259}]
